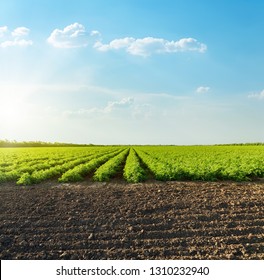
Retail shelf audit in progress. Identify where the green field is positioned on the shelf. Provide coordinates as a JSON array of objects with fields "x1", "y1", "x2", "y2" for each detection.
[{"x1": 0, "y1": 145, "x2": 264, "y2": 185}]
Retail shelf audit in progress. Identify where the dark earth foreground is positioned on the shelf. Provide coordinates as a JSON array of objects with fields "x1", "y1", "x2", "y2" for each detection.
[{"x1": 0, "y1": 180, "x2": 263, "y2": 259}]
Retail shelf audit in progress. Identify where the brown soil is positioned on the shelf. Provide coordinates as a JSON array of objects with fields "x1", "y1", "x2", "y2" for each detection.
[{"x1": 0, "y1": 180, "x2": 263, "y2": 260}]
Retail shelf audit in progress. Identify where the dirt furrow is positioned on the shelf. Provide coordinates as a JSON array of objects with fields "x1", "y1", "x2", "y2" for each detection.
[{"x1": 0, "y1": 181, "x2": 263, "y2": 259}]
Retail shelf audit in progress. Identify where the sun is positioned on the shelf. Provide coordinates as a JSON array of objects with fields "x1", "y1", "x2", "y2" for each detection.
[
  {"x1": 2, "y1": 107, "x2": 21, "y2": 123},
  {"x1": 0, "y1": 98, "x2": 27, "y2": 126}
]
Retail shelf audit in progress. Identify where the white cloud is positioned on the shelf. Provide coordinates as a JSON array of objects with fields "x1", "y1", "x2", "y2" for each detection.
[
  {"x1": 90, "y1": 30, "x2": 101, "y2": 37},
  {"x1": 11, "y1": 27, "x2": 30, "y2": 37},
  {"x1": 63, "y1": 90, "x2": 191, "y2": 122},
  {"x1": 65, "y1": 97, "x2": 134, "y2": 117},
  {"x1": 104, "y1": 97, "x2": 134, "y2": 112},
  {"x1": 94, "y1": 37, "x2": 134, "y2": 51},
  {"x1": 47, "y1": 23, "x2": 91, "y2": 48},
  {"x1": 0, "y1": 26, "x2": 8, "y2": 37},
  {"x1": 1, "y1": 39, "x2": 33, "y2": 48},
  {"x1": 196, "y1": 86, "x2": 210, "y2": 94},
  {"x1": 94, "y1": 36, "x2": 207, "y2": 56},
  {"x1": 248, "y1": 90, "x2": 264, "y2": 99},
  {"x1": 0, "y1": 26, "x2": 32, "y2": 48}
]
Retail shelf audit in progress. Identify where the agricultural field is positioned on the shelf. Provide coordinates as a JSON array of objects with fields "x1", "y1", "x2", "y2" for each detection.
[
  {"x1": 0, "y1": 145, "x2": 264, "y2": 260},
  {"x1": 1, "y1": 145, "x2": 264, "y2": 185},
  {"x1": 0, "y1": 181, "x2": 264, "y2": 259}
]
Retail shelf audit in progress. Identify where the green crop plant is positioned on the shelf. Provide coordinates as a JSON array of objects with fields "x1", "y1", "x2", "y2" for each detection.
[
  {"x1": 123, "y1": 148, "x2": 146, "y2": 183},
  {"x1": 93, "y1": 148, "x2": 129, "y2": 181},
  {"x1": 1, "y1": 145, "x2": 264, "y2": 185}
]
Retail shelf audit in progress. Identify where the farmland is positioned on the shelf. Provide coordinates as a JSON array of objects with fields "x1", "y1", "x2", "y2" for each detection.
[
  {"x1": 1, "y1": 145, "x2": 264, "y2": 185},
  {"x1": 0, "y1": 145, "x2": 264, "y2": 260},
  {"x1": 0, "y1": 181, "x2": 264, "y2": 259}
]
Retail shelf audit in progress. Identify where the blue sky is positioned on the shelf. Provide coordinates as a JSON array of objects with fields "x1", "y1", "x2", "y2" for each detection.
[{"x1": 0, "y1": 0, "x2": 264, "y2": 144}]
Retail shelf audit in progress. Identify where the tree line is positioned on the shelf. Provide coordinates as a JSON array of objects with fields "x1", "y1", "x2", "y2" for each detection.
[{"x1": 0, "y1": 140, "x2": 94, "y2": 147}]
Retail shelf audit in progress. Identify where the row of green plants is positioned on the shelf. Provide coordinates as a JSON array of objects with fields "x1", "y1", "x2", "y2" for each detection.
[
  {"x1": 135, "y1": 149, "x2": 172, "y2": 180},
  {"x1": 123, "y1": 148, "x2": 147, "y2": 183},
  {"x1": 59, "y1": 149, "x2": 123, "y2": 183},
  {"x1": 93, "y1": 148, "x2": 130, "y2": 181},
  {"x1": 1, "y1": 145, "x2": 264, "y2": 184},
  {"x1": 17, "y1": 150, "x2": 117, "y2": 185},
  {"x1": 0, "y1": 147, "x2": 118, "y2": 184},
  {"x1": 0, "y1": 156, "x2": 74, "y2": 183},
  {"x1": 136, "y1": 146, "x2": 264, "y2": 181},
  {"x1": 0, "y1": 147, "x2": 90, "y2": 170}
]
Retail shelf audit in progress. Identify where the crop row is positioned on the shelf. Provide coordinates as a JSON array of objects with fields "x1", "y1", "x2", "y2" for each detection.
[
  {"x1": 136, "y1": 146, "x2": 264, "y2": 181},
  {"x1": 123, "y1": 148, "x2": 146, "y2": 183},
  {"x1": 59, "y1": 149, "x2": 125, "y2": 183},
  {"x1": 0, "y1": 147, "x2": 119, "y2": 184},
  {"x1": 17, "y1": 149, "x2": 119, "y2": 185},
  {"x1": 1, "y1": 145, "x2": 264, "y2": 184},
  {"x1": 93, "y1": 149, "x2": 129, "y2": 181}
]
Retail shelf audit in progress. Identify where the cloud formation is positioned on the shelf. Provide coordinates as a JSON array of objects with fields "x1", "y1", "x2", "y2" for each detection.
[
  {"x1": 1, "y1": 22, "x2": 207, "y2": 58},
  {"x1": 11, "y1": 27, "x2": 30, "y2": 37},
  {"x1": 248, "y1": 90, "x2": 264, "y2": 99},
  {"x1": 0, "y1": 26, "x2": 33, "y2": 48},
  {"x1": 1, "y1": 21, "x2": 206, "y2": 56},
  {"x1": 196, "y1": 86, "x2": 210, "y2": 94},
  {"x1": 65, "y1": 97, "x2": 134, "y2": 117},
  {"x1": 90, "y1": 30, "x2": 101, "y2": 37},
  {"x1": 94, "y1": 36, "x2": 207, "y2": 56},
  {"x1": 104, "y1": 97, "x2": 134, "y2": 112},
  {"x1": 47, "y1": 23, "x2": 99, "y2": 48},
  {"x1": 0, "y1": 26, "x2": 8, "y2": 37}
]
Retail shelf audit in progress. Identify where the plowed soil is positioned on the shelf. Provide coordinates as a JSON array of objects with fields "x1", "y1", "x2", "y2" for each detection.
[{"x1": 0, "y1": 181, "x2": 264, "y2": 260}]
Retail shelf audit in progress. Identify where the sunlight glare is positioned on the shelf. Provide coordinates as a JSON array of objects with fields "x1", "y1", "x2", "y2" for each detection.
[{"x1": 0, "y1": 97, "x2": 27, "y2": 126}]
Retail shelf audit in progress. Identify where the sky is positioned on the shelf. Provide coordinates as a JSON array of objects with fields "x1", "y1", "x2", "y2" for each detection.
[{"x1": 0, "y1": 0, "x2": 264, "y2": 145}]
